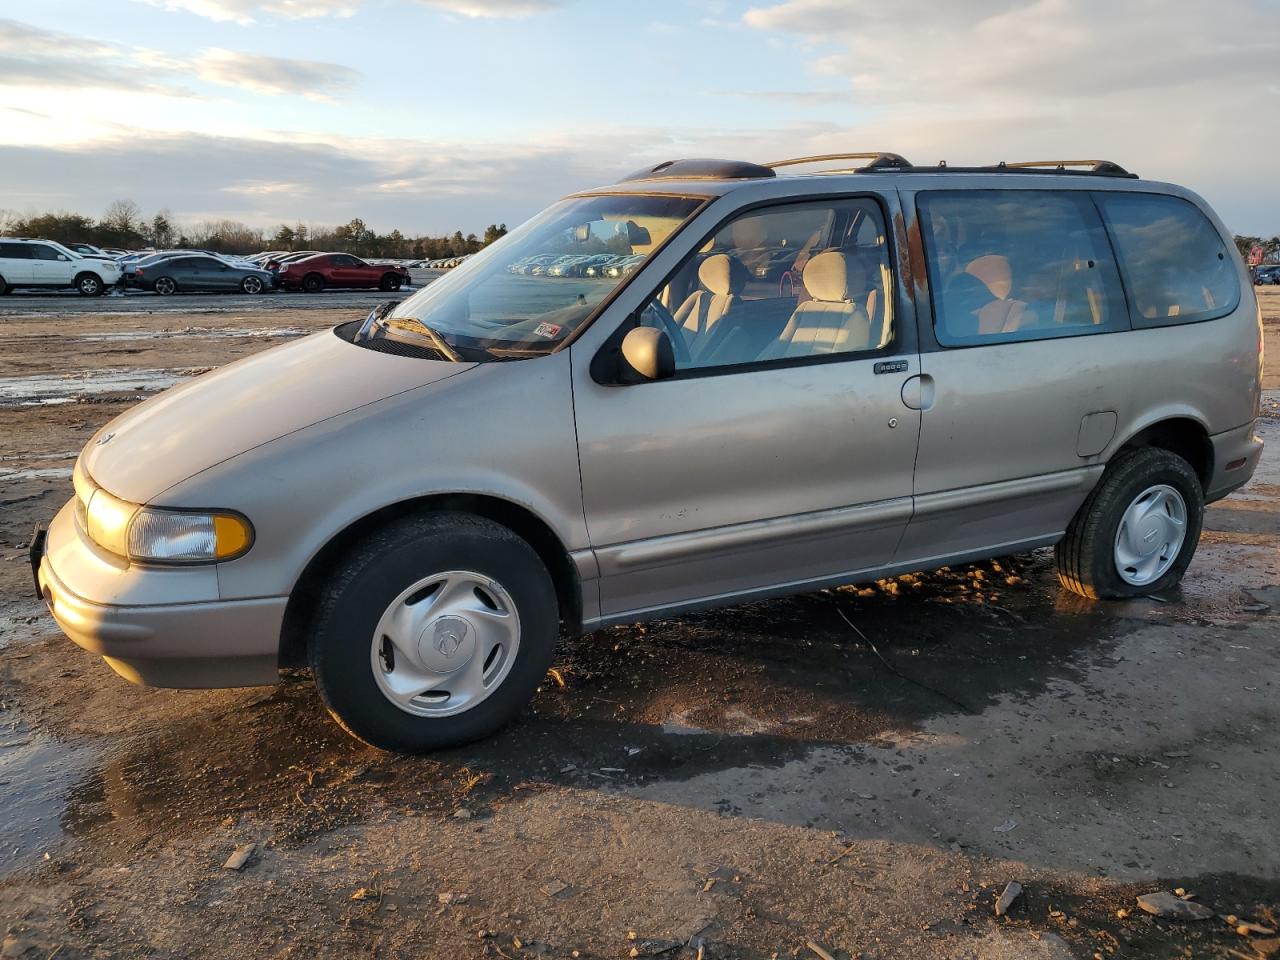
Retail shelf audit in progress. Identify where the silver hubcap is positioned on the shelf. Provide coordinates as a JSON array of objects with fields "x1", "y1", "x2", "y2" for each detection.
[
  {"x1": 81, "y1": 278, "x2": 98, "y2": 294},
  {"x1": 1114, "y1": 484, "x2": 1187, "y2": 586},
  {"x1": 369, "y1": 570, "x2": 520, "y2": 717},
  {"x1": 156, "y1": 278, "x2": 174, "y2": 295},
  {"x1": 245, "y1": 277, "x2": 261, "y2": 293}
]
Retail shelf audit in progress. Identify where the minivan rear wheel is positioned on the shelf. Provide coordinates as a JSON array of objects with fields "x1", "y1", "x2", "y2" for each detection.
[
  {"x1": 1056, "y1": 447, "x2": 1204, "y2": 599},
  {"x1": 308, "y1": 512, "x2": 559, "y2": 752}
]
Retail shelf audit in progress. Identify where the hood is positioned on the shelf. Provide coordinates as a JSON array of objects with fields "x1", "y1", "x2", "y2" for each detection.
[{"x1": 81, "y1": 328, "x2": 473, "y2": 503}]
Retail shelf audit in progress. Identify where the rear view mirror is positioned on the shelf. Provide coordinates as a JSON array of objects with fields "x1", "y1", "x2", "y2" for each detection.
[{"x1": 619, "y1": 326, "x2": 675, "y2": 383}]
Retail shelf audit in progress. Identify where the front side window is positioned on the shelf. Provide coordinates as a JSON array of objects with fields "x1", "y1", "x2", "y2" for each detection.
[
  {"x1": 380, "y1": 194, "x2": 702, "y2": 359},
  {"x1": 636, "y1": 197, "x2": 894, "y2": 371},
  {"x1": 918, "y1": 190, "x2": 1127, "y2": 346},
  {"x1": 32, "y1": 244, "x2": 64, "y2": 261},
  {"x1": 1095, "y1": 192, "x2": 1239, "y2": 326}
]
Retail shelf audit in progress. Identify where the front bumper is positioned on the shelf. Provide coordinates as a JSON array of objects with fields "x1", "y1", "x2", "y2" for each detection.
[{"x1": 33, "y1": 501, "x2": 286, "y2": 688}]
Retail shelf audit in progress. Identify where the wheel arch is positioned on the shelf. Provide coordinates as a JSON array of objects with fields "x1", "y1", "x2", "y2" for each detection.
[
  {"x1": 1112, "y1": 415, "x2": 1213, "y2": 488},
  {"x1": 278, "y1": 492, "x2": 582, "y2": 669}
]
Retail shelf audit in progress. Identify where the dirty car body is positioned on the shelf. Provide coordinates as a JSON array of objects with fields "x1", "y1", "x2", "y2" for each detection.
[{"x1": 33, "y1": 154, "x2": 1265, "y2": 752}]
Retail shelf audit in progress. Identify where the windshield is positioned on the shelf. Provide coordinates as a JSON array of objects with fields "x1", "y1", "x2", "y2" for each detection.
[{"x1": 381, "y1": 194, "x2": 703, "y2": 358}]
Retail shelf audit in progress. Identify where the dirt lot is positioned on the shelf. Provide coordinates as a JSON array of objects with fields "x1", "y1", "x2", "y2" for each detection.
[{"x1": 0, "y1": 291, "x2": 1278, "y2": 959}]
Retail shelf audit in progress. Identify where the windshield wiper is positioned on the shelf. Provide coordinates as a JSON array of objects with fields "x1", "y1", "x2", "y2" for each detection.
[
  {"x1": 371, "y1": 312, "x2": 464, "y2": 363},
  {"x1": 407, "y1": 319, "x2": 462, "y2": 362}
]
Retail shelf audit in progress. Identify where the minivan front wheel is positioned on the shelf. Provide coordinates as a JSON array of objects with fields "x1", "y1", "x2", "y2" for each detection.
[
  {"x1": 1056, "y1": 448, "x2": 1204, "y2": 599},
  {"x1": 309, "y1": 512, "x2": 559, "y2": 752}
]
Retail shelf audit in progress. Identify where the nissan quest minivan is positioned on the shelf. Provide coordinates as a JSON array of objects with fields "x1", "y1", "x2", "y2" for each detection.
[{"x1": 32, "y1": 153, "x2": 1264, "y2": 752}]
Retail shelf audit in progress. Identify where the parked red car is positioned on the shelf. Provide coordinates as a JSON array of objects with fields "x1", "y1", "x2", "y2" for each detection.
[{"x1": 278, "y1": 253, "x2": 410, "y2": 293}]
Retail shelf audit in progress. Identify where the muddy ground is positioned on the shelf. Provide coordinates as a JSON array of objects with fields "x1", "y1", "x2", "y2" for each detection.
[{"x1": 0, "y1": 291, "x2": 1278, "y2": 959}]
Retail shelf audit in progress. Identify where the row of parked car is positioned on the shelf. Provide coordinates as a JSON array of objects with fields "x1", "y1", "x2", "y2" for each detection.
[
  {"x1": 506, "y1": 252, "x2": 645, "y2": 279},
  {"x1": 0, "y1": 238, "x2": 430, "y2": 296}
]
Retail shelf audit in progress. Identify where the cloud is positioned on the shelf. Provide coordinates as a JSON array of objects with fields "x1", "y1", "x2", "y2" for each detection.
[
  {"x1": 195, "y1": 49, "x2": 359, "y2": 100},
  {"x1": 0, "y1": 18, "x2": 189, "y2": 95},
  {"x1": 136, "y1": 0, "x2": 357, "y2": 23},
  {"x1": 135, "y1": 0, "x2": 566, "y2": 22},
  {"x1": 419, "y1": 0, "x2": 567, "y2": 16},
  {"x1": 737, "y1": 0, "x2": 1280, "y2": 231},
  {"x1": 0, "y1": 18, "x2": 357, "y2": 100},
  {"x1": 744, "y1": 0, "x2": 1279, "y2": 104},
  {"x1": 0, "y1": 129, "x2": 638, "y2": 233}
]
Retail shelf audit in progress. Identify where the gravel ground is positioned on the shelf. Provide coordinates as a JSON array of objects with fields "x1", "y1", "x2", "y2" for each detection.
[{"x1": 0, "y1": 290, "x2": 1277, "y2": 960}]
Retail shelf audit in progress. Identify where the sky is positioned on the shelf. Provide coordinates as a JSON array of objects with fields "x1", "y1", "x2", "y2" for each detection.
[{"x1": 1, "y1": 0, "x2": 1278, "y2": 236}]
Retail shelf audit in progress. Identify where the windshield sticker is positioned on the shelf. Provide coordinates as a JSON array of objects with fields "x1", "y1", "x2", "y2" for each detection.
[{"x1": 533, "y1": 322, "x2": 563, "y2": 339}]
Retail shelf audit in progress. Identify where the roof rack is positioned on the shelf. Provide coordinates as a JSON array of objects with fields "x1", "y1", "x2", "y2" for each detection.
[
  {"x1": 868, "y1": 159, "x2": 1137, "y2": 178},
  {"x1": 764, "y1": 152, "x2": 911, "y2": 172},
  {"x1": 999, "y1": 159, "x2": 1133, "y2": 176}
]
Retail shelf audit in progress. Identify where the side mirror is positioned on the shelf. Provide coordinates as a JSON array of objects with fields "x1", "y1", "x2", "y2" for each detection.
[{"x1": 619, "y1": 326, "x2": 675, "y2": 383}]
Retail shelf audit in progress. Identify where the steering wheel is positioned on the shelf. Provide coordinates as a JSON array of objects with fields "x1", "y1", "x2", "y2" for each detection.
[{"x1": 639, "y1": 299, "x2": 691, "y2": 366}]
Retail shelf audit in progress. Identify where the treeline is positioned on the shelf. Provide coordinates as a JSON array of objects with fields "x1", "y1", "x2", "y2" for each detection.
[
  {"x1": 0, "y1": 199, "x2": 507, "y2": 259},
  {"x1": 1234, "y1": 235, "x2": 1280, "y2": 263}
]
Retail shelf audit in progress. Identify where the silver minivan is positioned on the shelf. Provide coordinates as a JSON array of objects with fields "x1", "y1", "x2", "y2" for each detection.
[{"x1": 32, "y1": 153, "x2": 1264, "y2": 752}]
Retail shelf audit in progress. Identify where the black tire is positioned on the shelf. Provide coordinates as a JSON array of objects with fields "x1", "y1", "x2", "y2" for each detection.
[
  {"x1": 241, "y1": 275, "x2": 264, "y2": 294},
  {"x1": 379, "y1": 273, "x2": 402, "y2": 292},
  {"x1": 1056, "y1": 447, "x2": 1204, "y2": 599},
  {"x1": 302, "y1": 273, "x2": 325, "y2": 293},
  {"x1": 153, "y1": 276, "x2": 177, "y2": 296},
  {"x1": 75, "y1": 273, "x2": 104, "y2": 297},
  {"x1": 0, "y1": 276, "x2": 10, "y2": 295},
  {"x1": 308, "y1": 512, "x2": 559, "y2": 753}
]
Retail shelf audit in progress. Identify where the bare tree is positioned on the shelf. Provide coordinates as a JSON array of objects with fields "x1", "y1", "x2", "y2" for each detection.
[{"x1": 102, "y1": 199, "x2": 143, "y2": 235}]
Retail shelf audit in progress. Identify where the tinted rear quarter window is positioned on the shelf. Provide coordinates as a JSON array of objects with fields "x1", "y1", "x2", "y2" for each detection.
[
  {"x1": 1095, "y1": 192, "x2": 1239, "y2": 326},
  {"x1": 918, "y1": 190, "x2": 1127, "y2": 347},
  {"x1": 0, "y1": 243, "x2": 32, "y2": 259}
]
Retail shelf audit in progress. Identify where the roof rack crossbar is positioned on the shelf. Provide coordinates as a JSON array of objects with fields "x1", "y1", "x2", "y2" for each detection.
[{"x1": 763, "y1": 152, "x2": 911, "y2": 171}]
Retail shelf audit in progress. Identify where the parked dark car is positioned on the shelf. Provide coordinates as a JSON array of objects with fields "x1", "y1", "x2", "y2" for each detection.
[
  {"x1": 1255, "y1": 264, "x2": 1280, "y2": 286},
  {"x1": 277, "y1": 253, "x2": 410, "y2": 292},
  {"x1": 133, "y1": 254, "x2": 276, "y2": 295}
]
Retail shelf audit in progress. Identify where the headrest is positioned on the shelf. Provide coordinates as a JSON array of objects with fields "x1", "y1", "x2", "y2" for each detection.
[
  {"x1": 802, "y1": 251, "x2": 865, "y2": 302},
  {"x1": 698, "y1": 254, "x2": 748, "y2": 297},
  {"x1": 965, "y1": 254, "x2": 1012, "y2": 299}
]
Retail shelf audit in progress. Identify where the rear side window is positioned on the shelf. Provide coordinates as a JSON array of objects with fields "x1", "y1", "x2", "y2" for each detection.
[
  {"x1": 918, "y1": 190, "x2": 1127, "y2": 347},
  {"x1": 1095, "y1": 193, "x2": 1239, "y2": 326},
  {"x1": 0, "y1": 243, "x2": 32, "y2": 259}
]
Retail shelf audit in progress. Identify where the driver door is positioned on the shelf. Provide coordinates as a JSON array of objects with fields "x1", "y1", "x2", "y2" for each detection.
[{"x1": 572, "y1": 193, "x2": 922, "y2": 621}]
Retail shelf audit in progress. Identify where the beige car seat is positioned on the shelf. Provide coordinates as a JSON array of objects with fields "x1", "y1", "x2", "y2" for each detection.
[{"x1": 759, "y1": 251, "x2": 871, "y2": 360}]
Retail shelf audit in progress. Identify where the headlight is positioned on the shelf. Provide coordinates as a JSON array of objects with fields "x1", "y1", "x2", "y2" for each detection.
[
  {"x1": 76, "y1": 467, "x2": 253, "y2": 563},
  {"x1": 84, "y1": 487, "x2": 135, "y2": 557},
  {"x1": 127, "y1": 509, "x2": 253, "y2": 563}
]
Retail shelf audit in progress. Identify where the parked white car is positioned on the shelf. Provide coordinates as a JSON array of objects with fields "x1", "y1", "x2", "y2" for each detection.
[{"x1": 0, "y1": 238, "x2": 122, "y2": 296}]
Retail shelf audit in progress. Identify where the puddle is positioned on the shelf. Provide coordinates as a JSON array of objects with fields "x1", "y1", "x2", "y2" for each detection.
[
  {"x1": 0, "y1": 368, "x2": 202, "y2": 406},
  {"x1": 0, "y1": 468, "x2": 72, "y2": 483},
  {"x1": 0, "y1": 327, "x2": 306, "y2": 346},
  {"x1": 45, "y1": 552, "x2": 1147, "y2": 856},
  {"x1": 0, "y1": 735, "x2": 98, "y2": 877},
  {"x1": 0, "y1": 452, "x2": 79, "y2": 463}
]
